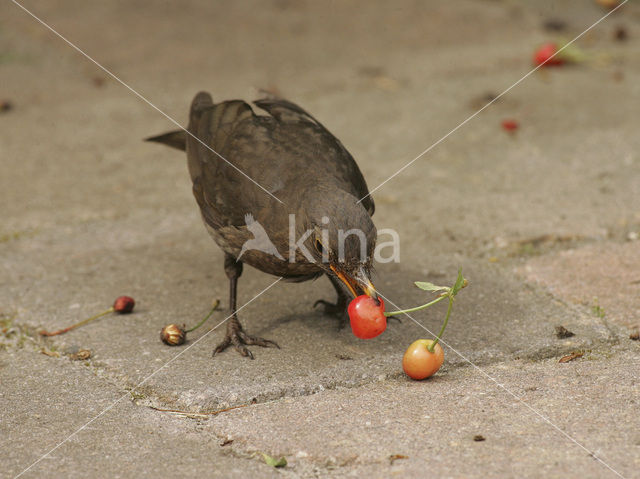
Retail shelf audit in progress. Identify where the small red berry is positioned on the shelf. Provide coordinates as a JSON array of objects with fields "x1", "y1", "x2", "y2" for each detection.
[
  {"x1": 501, "y1": 119, "x2": 519, "y2": 132},
  {"x1": 533, "y1": 43, "x2": 564, "y2": 67},
  {"x1": 347, "y1": 296, "x2": 386, "y2": 339},
  {"x1": 113, "y1": 296, "x2": 135, "y2": 314}
]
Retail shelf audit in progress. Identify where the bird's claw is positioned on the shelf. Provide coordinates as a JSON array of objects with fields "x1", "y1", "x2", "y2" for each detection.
[{"x1": 212, "y1": 328, "x2": 279, "y2": 360}]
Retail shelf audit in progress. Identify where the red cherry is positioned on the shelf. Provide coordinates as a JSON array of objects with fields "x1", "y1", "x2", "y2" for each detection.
[
  {"x1": 534, "y1": 43, "x2": 564, "y2": 67},
  {"x1": 347, "y1": 295, "x2": 386, "y2": 339},
  {"x1": 113, "y1": 296, "x2": 135, "y2": 314}
]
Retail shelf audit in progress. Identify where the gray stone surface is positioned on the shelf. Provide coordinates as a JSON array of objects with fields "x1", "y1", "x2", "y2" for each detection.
[
  {"x1": 522, "y1": 242, "x2": 640, "y2": 328},
  {"x1": 1, "y1": 349, "x2": 276, "y2": 479},
  {"x1": 1, "y1": 0, "x2": 639, "y2": 478},
  {"x1": 207, "y1": 350, "x2": 640, "y2": 478}
]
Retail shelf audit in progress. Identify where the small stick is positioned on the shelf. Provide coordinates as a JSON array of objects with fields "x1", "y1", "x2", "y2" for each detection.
[{"x1": 149, "y1": 403, "x2": 249, "y2": 416}]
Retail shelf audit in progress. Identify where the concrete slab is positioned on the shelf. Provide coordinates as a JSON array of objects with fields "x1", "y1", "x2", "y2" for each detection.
[
  {"x1": 522, "y1": 241, "x2": 640, "y2": 328},
  {"x1": 0, "y1": 349, "x2": 278, "y2": 479},
  {"x1": 205, "y1": 350, "x2": 640, "y2": 478}
]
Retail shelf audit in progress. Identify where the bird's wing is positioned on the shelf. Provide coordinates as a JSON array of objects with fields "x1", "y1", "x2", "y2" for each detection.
[
  {"x1": 186, "y1": 93, "x2": 272, "y2": 229},
  {"x1": 254, "y1": 98, "x2": 375, "y2": 217},
  {"x1": 192, "y1": 177, "x2": 224, "y2": 230},
  {"x1": 187, "y1": 93, "x2": 376, "y2": 235},
  {"x1": 253, "y1": 98, "x2": 325, "y2": 127}
]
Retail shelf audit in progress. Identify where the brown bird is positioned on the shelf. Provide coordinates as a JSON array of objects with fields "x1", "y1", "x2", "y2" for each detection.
[{"x1": 147, "y1": 92, "x2": 377, "y2": 358}]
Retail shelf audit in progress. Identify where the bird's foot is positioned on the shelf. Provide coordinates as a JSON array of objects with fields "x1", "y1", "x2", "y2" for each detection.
[
  {"x1": 212, "y1": 325, "x2": 279, "y2": 360},
  {"x1": 314, "y1": 299, "x2": 348, "y2": 329}
]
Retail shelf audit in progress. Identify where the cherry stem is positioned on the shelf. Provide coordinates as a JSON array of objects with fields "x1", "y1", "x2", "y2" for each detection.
[
  {"x1": 383, "y1": 295, "x2": 447, "y2": 317},
  {"x1": 185, "y1": 299, "x2": 220, "y2": 333},
  {"x1": 39, "y1": 307, "x2": 114, "y2": 337},
  {"x1": 428, "y1": 295, "x2": 454, "y2": 353},
  {"x1": 383, "y1": 268, "x2": 466, "y2": 353}
]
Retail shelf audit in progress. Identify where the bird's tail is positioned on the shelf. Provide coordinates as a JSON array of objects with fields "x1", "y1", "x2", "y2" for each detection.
[
  {"x1": 145, "y1": 130, "x2": 186, "y2": 151},
  {"x1": 144, "y1": 92, "x2": 214, "y2": 151}
]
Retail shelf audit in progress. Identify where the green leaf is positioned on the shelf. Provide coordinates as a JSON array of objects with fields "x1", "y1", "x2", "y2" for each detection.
[
  {"x1": 262, "y1": 453, "x2": 287, "y2": 468},
  {"x1": 414, "y1": 281, "x2": 449, "y2": 293},
  {"x1": 451, "y1": 268, "x2": 466, "y2": 296}
]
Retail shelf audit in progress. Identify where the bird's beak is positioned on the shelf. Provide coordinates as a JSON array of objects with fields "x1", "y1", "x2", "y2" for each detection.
[{"x1": 330, "y1": 264, "x2": 377, "y2": 300}]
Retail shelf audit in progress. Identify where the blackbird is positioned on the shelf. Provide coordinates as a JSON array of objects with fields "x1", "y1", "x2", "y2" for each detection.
[{"x1": 147, "y1": 92, "x2": 377, "y2": 358}]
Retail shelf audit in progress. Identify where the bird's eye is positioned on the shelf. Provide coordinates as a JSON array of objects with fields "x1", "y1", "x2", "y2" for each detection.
[{"x1": 314, "y1": 238, "x2": 326, "y2": 255}]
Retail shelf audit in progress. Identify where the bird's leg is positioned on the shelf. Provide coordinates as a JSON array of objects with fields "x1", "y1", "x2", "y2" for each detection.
[
  {"x1": 212, "y1": 254, "x2": 279, "y2": 359},
  {"x1": 314, "y1": 274, "x2": 349, "y2": 328}
]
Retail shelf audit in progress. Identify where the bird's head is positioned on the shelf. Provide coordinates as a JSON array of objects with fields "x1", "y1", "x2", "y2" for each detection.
[{"x1": 301, "y1": 186, "x2": 378, "y2": 300}]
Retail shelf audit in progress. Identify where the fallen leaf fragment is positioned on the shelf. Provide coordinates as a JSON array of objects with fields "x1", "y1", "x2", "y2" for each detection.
[
  {"x1": 555, "y1": 325, "x2": 575, "y2": 339},
  {"x1": 614, "y1": 26, "x2": 628, "y2": 42},
  {"x1": 68, "y1": 349, "x2": 92, "y2": 360},
  {"x1": 559, "y1": 351, "x2": 584, "y2": 363},
  {"x1": 261, "y1": 453, "x2": 287, "y2": 468},
  {"x1": 149, "y1": 403, "x2": 249, "y2": 418},
  {"x1": 40, "y1": 348, "x2": 60, "y2": 358},
  {"x1": 0, "y1": 100, "x2": 13, "y2": 113},
  {"x1": 389, "y1": 454, "x2": 409, "y2": 464}
]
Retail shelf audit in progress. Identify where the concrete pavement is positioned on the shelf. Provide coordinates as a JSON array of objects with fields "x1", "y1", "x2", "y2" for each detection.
[{"x1": 1, "y1": 1, "x2": 639, "y2": 477}]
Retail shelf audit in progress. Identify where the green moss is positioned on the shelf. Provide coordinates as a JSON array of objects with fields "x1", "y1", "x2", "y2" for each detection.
[
  {"x1": 591, "y1": 298, "x2": 606, "y2": 318},
  {"x1": 130, "y1": 390, "x2": 146, "y2": 401},
  {"x1": 518, "y1": 242, "x2": 539, "y2": 256},
  {"x1": 17, "y1": 335, "x2": 26, "y2": 348},
  {"x1": 0, "y1": 312, "x2": 15, "y2": 329},
  {"x1": 0, "y1": 229, "x2": 38, "y2": 243}
]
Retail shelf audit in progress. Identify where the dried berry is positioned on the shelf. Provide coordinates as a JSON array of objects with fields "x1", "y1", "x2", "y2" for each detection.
[
  {"x1": 160, "y1": 324, "x2": 186, "y2": 346},
  {"x1": 159, "y1": 299, "x2": 220, "y2": 347}
]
